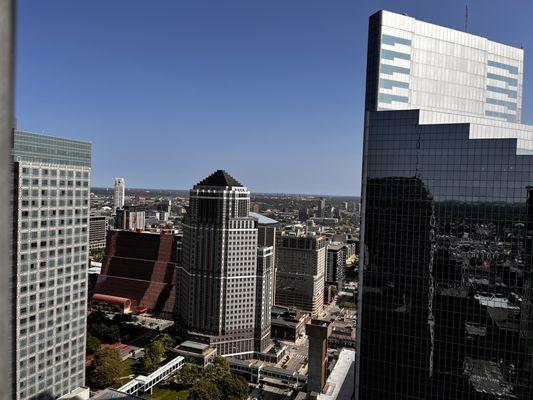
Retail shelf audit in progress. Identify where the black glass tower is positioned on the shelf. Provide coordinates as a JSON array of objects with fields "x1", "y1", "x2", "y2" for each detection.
[{"x1": 357, "y1": 10, "x2": 533, "y2": 400}]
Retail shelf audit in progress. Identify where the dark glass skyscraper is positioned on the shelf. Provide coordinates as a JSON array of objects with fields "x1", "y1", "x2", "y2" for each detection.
[{"x1": 357, "y1": 11, "x2": 533, "y2": 400}]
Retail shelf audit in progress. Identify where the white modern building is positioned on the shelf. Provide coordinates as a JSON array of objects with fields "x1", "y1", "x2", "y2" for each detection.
[
  {"x1": 114, "y1": 177, "x2": 125, "y2": 211},
  {"x1": 13, "y1": 131, "x2": 91, "y2": 400},
  {"x1": 369, "y1": 10, "x2": 523, "y2": 123}
]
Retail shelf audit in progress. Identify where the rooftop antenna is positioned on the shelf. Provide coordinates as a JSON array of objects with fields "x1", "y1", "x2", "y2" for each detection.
[{"x1": 464, "y1": 5, "x2": 468, "y2": 32}]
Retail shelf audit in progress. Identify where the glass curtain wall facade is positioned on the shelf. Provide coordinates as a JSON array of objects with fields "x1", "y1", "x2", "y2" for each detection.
[
  {"x1": 357, "y1": 10, "x2": 533, "y2": 400},
  {"x1": 13, "y1": 131, "x2": 91, "y2": 400}
]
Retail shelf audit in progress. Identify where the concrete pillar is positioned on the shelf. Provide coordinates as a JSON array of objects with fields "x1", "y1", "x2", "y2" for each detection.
[
  {"x1": 306, "y1": 319, "x2": 332, "y2": 394},
  {"x1": 0, "y1": 1, "x2": 15, "y2": 399}
]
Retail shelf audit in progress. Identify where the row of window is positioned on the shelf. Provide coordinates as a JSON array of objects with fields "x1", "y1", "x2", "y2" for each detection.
[
  {"x1": 21, "y1": 167, "x2": 88, "y2": 179},
  {"x1": 20, "y1": 178, "x2": 89, "y2": 187}
]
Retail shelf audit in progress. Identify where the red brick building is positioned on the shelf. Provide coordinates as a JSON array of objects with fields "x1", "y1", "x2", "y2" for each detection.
[{"x1": 92, "y1": 230, "x2": 181, "y2": 317}]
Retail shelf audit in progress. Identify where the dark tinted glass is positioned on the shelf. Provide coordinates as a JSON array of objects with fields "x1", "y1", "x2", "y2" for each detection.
[{"x1": 358, "y1": 110, "x2": 533, "y2": 399}]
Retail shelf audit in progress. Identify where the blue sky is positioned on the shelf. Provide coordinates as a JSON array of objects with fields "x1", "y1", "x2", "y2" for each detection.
[{"x1": 16, "y1": 0, "x2": 533, "y2": 195}]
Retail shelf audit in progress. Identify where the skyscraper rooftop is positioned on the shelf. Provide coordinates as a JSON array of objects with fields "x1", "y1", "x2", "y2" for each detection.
[{"x1": 195, "y1": 169, "x2": 242, "y2": 188}]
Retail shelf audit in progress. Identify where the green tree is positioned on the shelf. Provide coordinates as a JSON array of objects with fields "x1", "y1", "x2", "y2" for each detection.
[
  {"x1": 142, "y1": 339, "x2": 165, "y2": 373},
  {"x1": 89, "y1": 323, "x2": 122, "y2": 343},
  {"x1": 204, "y1": 356, "x2": 231, "y2": 382},
  {"x1": 141, "y1": 356, "x2": 155, "y2": 375},
  {"x1": 178, "y1": 363, "x2": 201, "y2": 385},
  {"x1": 86, "y1": 333, "x2": 101, "y2": 355},
  {"x1": 187, "y1": 381, "x2": 221, "y2": 400},
  {"x1": 90, "y1": 247, "x2": 105, "y2": 262},
  {"x1": 88, "y1": 311, "x2": 108, "y2": 325},
  {"x1": 339, "y1": 301, "x2": 356, "y2": 309},
  {"x1": 89, "y1": 348, "x2": 122, "y2": 388},
  {"x1": 158, "y1": 334, "x2": 175, "y2": 352},
  {"x1": 105, "y1": 324, "x2": 121, "y2": 343},
  {"x1": 219, "y1": 374, "x2": 249, "y2": 400}
]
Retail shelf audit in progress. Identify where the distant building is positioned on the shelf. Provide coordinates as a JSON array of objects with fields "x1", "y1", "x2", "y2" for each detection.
[
  {"x1": 114, "y1": 177, "x2": 125, "y2": 211},
  {"x1": 307, "y1": 319, "x2": 333, "y2": 394},
  {"x1": 176, "y1": 170, "x2": 258, "y2": 357},
  {"x1": 275, "y1": 233, "x2": 326, "y2": 315},
  {"x1": 157, "y1": 211, "x2": 169, "y2": 221},
  {"x1": 92, "y1": 230, "x2": 180, "y2": 316},
  {"x1": 323, "y1": 284, "x2": 336, "y2": 305},
  {"x1": 309, "y1": 217, "x2": 339, "y2": 225},
  {"x1": 156, "y1": 199, "x2": 171, "y2": 214},
  {"x1": 251, "y1": 203, "x2": 261, "y2": 213},
  {"x1": 89, "y1": 215, "x2": 107, "y2": 249},
  {"x1": 326, "y1": 243, "x2": 346, "y2": 289},
  {"x1": 345, "y1": 234, "x2": 359, "y2": 255},
  {"x1": 318, "y1": 197, "x2": 326, "y2": 218},
  {"x1": 298, "y1": 208, "x2": 309, "y2": 222},
  {"x1": 342, "y1": 242, "x2": 356, "y2": 259},
  {"x1": 115, "y1": 205, "x2": 145, "y2": 231}
]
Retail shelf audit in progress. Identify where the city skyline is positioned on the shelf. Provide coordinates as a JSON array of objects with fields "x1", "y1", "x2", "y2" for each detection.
[
  {"x1": 9, "y1": 2, "x2": 533, "y2": 398},
  {"x1": 16, "y1": 0, "x2": 533, "y2": 195}
]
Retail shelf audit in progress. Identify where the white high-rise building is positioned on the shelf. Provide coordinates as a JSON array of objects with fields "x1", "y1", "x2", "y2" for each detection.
[
  {"x1": 114, "y1": 178, "x2": 125, "y2": 211},
  {"x1": 13, "y1": 131, "x2": 91, "y2": 400},
  {"x1": 369, "y1": 10, "x2": 523, "y2": 123}
]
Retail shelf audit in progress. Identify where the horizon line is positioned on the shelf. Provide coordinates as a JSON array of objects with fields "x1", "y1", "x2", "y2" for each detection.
[{"x1": 91, "y1": 186, "x2": 360, "y2": 198}]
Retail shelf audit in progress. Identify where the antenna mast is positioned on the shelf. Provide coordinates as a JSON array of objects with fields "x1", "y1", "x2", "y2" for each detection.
[{"x1": 465, "y1": 5, "x2": 468, "y2": 32}]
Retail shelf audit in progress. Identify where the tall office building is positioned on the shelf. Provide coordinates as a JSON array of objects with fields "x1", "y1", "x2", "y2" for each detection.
[
  {"x1": 254, "y1": 246, "x2": 273, "y2": 352},
  {"x1": 317, "y1": 197, "x2": 326, "y2": 218},
  {"x1": 357, "y1": 10, "x2": 533, "y2": 399},
  {"x1": 114, "y1": 178, "x2": 125, "y2": 211},
  {"x1": 13, "y1": 131, "x2": 91, "y2": 400},
  {"x1": 176, "y1": 170, "x2": 259, "y2": 357},
  {"x1": 251, "y1": 212, "x2": 278, "y2": 353},
  {"x1": 325, "y1": 242, "x2": 346, "y2": 288},
  {"x1": 275, "y1": 233, "x2": 325, "y2": 316}
]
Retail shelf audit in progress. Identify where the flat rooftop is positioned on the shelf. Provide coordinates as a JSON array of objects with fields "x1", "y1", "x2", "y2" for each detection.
[
  {"x1": 318, "y1": 349, "x2": 355, "y2": 400},
  {"x1": 177, "y1": 340, "x2": 210, "y2": 351}
]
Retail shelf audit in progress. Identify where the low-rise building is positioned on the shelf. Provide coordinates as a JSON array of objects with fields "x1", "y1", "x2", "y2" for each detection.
[
  {"x1": 328, "y1": 320, "x2": 356, "y2": 350},
  {"x1": 115, "y1": 205, "x2": 145, "y2": 231},
  {"x1": 270, "y1": 306, "x2": 309, "y2": 341},
  {"x1": 317, "y1": 348, "x2": 355, "y2": 400},
  {"x1": 92, "y1": 230, "x2": 180, "y2": 317},
  {"x1": 173, "y1": 341, "x2": 217, "y2": 367},
  {"x1": 89, "y1": 215, "x2": 108, "y2": 249}
]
